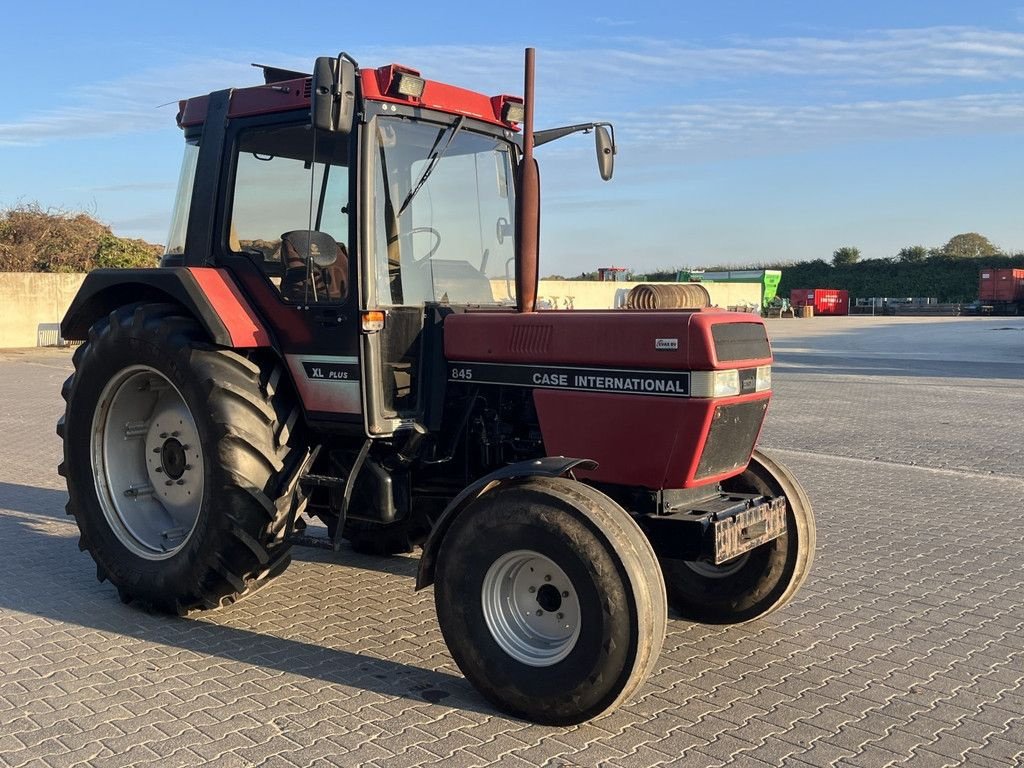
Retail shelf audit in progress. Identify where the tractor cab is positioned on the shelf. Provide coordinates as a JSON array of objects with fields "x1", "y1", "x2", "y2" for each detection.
[{"x1": 160, "y1": 55, "x2": 610, "y2": 439}]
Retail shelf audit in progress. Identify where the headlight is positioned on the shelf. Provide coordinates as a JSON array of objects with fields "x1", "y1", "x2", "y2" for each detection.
[
  {"x1": 691, "y1": 369, "x2": 741, "y2": 398},
  {"x1": 713, "y1": 369, "x2": 741, "y2": 397},
  {"x1": 691, "y1": 367, "x2": 771, "y2": 397}
]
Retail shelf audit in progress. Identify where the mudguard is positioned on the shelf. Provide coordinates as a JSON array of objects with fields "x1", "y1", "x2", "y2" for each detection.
[
  {"x1": 415, "y1": 456, "x2": 598, "y2": 590},
  {"x1": 61, "y1": 267, "x2": 270, "y2": 348}
]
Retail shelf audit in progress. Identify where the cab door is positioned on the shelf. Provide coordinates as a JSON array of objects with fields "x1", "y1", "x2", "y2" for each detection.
[
  {"x1": 219, "y1": 117, "x2": 364, "y2": 426},
  {"x1": 357, "y1": 111, "x2": 429, "y2": 438}
]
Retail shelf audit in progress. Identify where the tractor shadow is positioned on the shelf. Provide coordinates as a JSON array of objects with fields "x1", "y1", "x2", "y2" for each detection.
[
  {"x1": 0, "y1": 481, "x2": 488, "y2": 716},
  {"x1": 287, "y1": 529, "x2": 422, "y2": 578}
]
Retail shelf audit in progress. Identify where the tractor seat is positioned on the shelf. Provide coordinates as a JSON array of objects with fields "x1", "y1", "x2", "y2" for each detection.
[{"x1": 279, "y1": 230, "x2": 349, "y2": 302}]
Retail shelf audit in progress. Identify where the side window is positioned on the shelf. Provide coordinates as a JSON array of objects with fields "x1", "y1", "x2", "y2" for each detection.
[{"x1": 229, "y1": 124, "x2": 351, "y2": 303}]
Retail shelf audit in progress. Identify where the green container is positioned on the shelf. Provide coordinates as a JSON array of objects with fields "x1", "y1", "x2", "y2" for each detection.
[{"x1": 677, "y1": 269, "x2": 782, "y2": 309}]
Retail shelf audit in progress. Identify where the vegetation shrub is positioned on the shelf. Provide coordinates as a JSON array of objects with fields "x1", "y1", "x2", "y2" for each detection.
[
  {"x1": 565, "y1": 233, "x2": 1024, "y2": 302},
  {"x1": 0, "y1": 204, "x2": 161, "y2": 273}
]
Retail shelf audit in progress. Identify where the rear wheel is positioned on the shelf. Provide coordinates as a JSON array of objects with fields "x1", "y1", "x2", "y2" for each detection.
[
  {"x1": 434, "y1": 477, "x2": 666, "y2": 725},
  {"x1": 58, "y1": 303, "x2": 303, "y2": 613},
  {"x1": 661, "y1": 449, "x2": 815, "y2": 624}
]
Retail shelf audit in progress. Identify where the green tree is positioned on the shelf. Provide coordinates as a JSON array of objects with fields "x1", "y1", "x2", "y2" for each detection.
[
  {"x1": 938, "y1": 232, "x2": 999, "y2": 259},
  {"x1": 832, "y1": 246, "x2": 860, "y2": 267},
  {"x1": 897, "y1": 245, "x2": 928, "y2": 263}
]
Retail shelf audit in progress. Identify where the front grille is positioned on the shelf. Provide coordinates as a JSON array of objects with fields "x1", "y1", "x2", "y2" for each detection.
[
  {"x1": 695, "y1": 399, "x2": 768, "y2": 479},
  {"x1": 712, "y1": 323, "x2": 770, "y2": 362}
]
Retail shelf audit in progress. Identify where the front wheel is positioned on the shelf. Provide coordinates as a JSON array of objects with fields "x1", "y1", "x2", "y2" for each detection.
[
  {"x1": 434, "y1": 477, "x2": 666, "y2": 725},
  {"x1": 661, "y1": 449, "x2": 815, "y2": 624}
]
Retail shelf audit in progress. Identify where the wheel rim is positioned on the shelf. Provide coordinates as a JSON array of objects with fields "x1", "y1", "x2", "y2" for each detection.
[
  {"x1": 481, "y1": 549, "x2": 581, "y2": 667},
  {"x1": 90, "y1": 365, "x2": 204, "y2": 560}
]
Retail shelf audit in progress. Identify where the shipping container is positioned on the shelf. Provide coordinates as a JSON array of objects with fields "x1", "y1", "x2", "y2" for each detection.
[
  {"x1": 979, "y1": 268, "x2": 1024, "y2": 303},
  {"x1": 789, "y1": 288, "x2": 849, "y2": 316}
]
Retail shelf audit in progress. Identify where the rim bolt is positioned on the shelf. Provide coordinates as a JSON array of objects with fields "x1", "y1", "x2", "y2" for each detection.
[
  {"x1": 155, "y1": 467, "x2": 163, "y2": 473},
  {"x1": 562, "y1": 590, "x2": 569, "y2": 598},
  {"x1": 181, "y1": 444, "x2": 190, "y2": 451},
  {"x1": 184, "y1": 465, "x2": 192, "y2": 471},
  {"x1": 172, "y1": 431, "x2": 180, "y2": 437},
  {"x1": 176, "y1": 480, "x2": 185, "y2": 485},
  {"x1": 544, "y1": 575, "x2": 552, "y2": 582},
  {"x1": 152, "y1": 447, "x2": 161, "y2": 454},
  {"x1": 528, "y1": 586, "x2": 536, "y2": 593},
  {"x1": 165, "y1": 480, "x2": 173, "y2": 486},
  {"x1": 535, "y1": 609, "x2": 543, "y2": 616},
  {"x1": 557, "y1": 612, "x2": 564, "y2": 620},
  {"x1": 159, "y1": 433, "x2": 168, "y2": 439}
]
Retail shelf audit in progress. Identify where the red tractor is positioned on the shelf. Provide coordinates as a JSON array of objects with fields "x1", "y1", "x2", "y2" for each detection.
[{"x1": 57, "y1": 49, "x2": 814, "y2": 725}]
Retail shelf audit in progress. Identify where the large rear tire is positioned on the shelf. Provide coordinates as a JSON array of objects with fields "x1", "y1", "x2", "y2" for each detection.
[
  {"x1": 434, "y1": 477, "x2": 666, "y2": 725},
  {"x1": 58, "y1": 303, "x2": 303, "y2": 613},
  {"x1": 661, "y1": 449, "x2": 815, "y2": 624}
]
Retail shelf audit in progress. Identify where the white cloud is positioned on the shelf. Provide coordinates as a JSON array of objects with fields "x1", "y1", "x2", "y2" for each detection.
[
  {"x1": 619, "y1": 92, "x2": 1024, "y2": 160},
  {"x1": 593, "y1": 17, "x2": 637, "y2": 28},
  {"x1": 3, "y1": 27, "x2": 1024, "y2": 148},
  {"x1": 589, "y1": 27, "x2": 1024, "y2": 84},
  {"x1": 0, "y1": 57, "x2": 258, "y2": 146}
]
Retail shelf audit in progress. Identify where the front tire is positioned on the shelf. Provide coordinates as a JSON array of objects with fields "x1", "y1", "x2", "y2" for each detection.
[
  {"x1": 434, "y1": 477, "x2": 666, "y2": 725},
  {"x1": 58, "y1": 303, "x2": 302, "y2": 613},
  {"x1": 661, "y1": 449, "x2": 815, "y2": 624}
]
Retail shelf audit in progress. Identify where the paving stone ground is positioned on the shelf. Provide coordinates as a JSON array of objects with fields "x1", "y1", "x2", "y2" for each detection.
[{"x1": 1, "y1": 315, "x2": 1022, "y2": 767}]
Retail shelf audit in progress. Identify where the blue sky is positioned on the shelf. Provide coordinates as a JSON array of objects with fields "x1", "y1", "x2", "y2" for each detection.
[{"x1": 2, "y1": 1, "x2": 1023, "y2": 275}]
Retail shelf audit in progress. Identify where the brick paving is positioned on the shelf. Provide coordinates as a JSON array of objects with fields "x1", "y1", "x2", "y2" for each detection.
[{"x1": 1, "y1": 316, "x2": 1022, "y2": 767}]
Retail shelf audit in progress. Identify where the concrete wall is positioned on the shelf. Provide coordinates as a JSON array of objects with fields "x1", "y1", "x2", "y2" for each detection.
[
  {"x1": 490, "y1": 279, "x2": 763, "y2": 312},
  {"x1": 0, "y1": 273, "x2": 86, "y2": 348},
  {"x1": 0, "y1": 273, "x2": 762, "y2": 349}
]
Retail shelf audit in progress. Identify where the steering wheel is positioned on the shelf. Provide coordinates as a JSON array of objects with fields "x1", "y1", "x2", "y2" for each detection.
[{"x1": 409, "y1": 226, "x2": 442, "y2": 262}]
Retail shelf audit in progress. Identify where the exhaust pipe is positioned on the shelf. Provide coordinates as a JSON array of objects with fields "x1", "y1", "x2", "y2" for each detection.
[{"x1": 515, "y1": 47, "x2": 539, "y2": 313}]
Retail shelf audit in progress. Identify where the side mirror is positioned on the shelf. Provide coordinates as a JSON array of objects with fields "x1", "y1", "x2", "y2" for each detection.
[
  {"x1": 595, "y1": 124, "x2": 615, "y2": 181},
  {"x1": 495, "y1": 216, "x2": 512, "y2": 245},
  {"x1": 312, "y1": 54, "x2": 357, "y2": 133}
]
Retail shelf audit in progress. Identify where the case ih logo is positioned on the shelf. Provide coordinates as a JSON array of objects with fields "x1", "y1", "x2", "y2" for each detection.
[{"x1": 448, "y1": 362, "x2": 691, "y2": 397}]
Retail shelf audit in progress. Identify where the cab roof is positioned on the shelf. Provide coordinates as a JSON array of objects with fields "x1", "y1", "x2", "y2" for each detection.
[{"x1": 177, "y1": 63, "x2": 523, "y2": 131}]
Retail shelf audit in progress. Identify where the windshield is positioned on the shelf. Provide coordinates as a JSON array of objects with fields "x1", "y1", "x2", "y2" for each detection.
[{"x1": 372, "y1": 117, "x2": 517, "y2": 307}]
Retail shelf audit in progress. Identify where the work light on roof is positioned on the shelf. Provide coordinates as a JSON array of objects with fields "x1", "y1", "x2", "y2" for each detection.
[
  {"x1": 502, "y1": 100, "x2": 525, "y2": 124},
  {"x1": 392, "y1": 71, "x2": 425, "y2": 99},
  {"x1": 490, "y1": 95, "x2": 525, "y2": 126}
]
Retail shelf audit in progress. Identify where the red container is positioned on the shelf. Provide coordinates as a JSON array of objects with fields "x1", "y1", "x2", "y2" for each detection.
[
  {"x1": 789, "y1": 288, "x2": 849, "y2": 316},
  {"x1": 979, "y1": 268, "x2": 1024, "y2": 303}
]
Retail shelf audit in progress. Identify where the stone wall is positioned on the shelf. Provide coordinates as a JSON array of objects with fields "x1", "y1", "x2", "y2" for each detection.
[{"x1": 0, "y1": 273, "x2": 764, "y2": 349}]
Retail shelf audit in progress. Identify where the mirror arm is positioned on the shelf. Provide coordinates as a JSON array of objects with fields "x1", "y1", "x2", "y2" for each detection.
[{"x1": 534, "y1": 121, "x2": 615, "y2": 148}]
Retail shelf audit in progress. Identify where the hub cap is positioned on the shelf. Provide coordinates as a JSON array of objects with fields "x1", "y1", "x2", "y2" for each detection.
[
  {"x1": 481, "y1": 549, "x2": 581, "y2": 667},
  {"x1": 90, "y1": 366, "x2": 204, "y2": 560}
]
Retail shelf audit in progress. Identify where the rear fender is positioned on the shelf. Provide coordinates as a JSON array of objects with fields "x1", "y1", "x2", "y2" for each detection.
[
  {"x1": 415, "y1": 456, "x2": 597, "y2": 590},
  {"x1": 61, "y1": 267, "x2": 271, "y2": 348}
]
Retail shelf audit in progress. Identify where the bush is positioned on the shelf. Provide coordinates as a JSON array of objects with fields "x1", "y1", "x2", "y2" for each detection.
[
  {"x1": 773, "y1": 252, "x2": 1024, "y2": 302},
  {"x1": 95, "y1": 234, "x2": 161, "y2": 269},
  {"x1": 0, "y1": 203, "x2": 162, "y2": 272}
]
